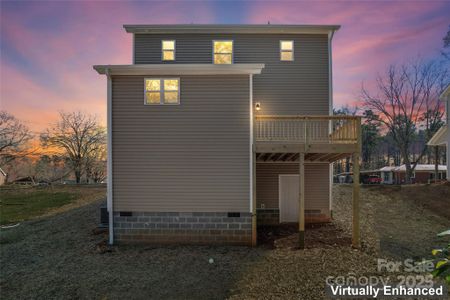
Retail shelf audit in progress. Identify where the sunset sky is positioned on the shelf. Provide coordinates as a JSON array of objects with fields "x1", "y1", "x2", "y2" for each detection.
[{"x1": 1, "y1": 0, "x2": 449, "y2": 133}]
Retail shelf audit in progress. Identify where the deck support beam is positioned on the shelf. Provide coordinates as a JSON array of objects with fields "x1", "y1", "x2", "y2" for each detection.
[
  {"x1": 298, "y1": 152, "x2": 305, "y2": 249},
  {"x1": 352, "y1": 152, "x2": 360, "y2": 248},
  {"x1": 352, "y1": 118, "x2": 362, "y2": 249}
]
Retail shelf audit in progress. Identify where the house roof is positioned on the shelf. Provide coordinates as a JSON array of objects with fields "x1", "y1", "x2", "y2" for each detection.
[
  {"x1": 380, "y1": 165, "x2": 447, "y2": 172},
  {"x1": 123, "y1": 24, "x2": 341, "y2": 35},
  {"x1": 395, "y1": 164, "x2": 447, "y2": 172},
  {"x1": 427, "y1": 125, "x2": 448, "y2": 146},
  {"x1": 93, "y1": 64, "x2": 265, "y2": 76},
  {"x1": 379, "y1": 166, "x2": 397, "y2": 172},
  {"x1": 440, "y1": 83, "x2": 450, "y2": 100}
]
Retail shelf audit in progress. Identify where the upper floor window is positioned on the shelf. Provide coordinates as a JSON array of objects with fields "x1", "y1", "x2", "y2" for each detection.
[
  {"x1": 280, "y1": 40, "x2": 294, "y2": 61},
  {"x1": 162, "y1": 40, "x2": 175, "y2": 61},
  {"x1": 145, "y1": 78, "x2": 180, "y2": 105},
  {"x1": 213, "y1": 40, "x2": 233, "y2": 64}
]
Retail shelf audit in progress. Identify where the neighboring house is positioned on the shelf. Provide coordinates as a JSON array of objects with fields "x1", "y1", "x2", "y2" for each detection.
[
  {"x1": 11, "y1": 176, "x2": 34, "y2": 185},
  {"x1": 379, "y1": 166, "x2": 396, "y2": 184},
  {"x1": 428, "y1": 84, "x2": 450, "y2": 181},
  {"x1": 393, "y1": 164, "x2": 447, "y2": 184},
  {"x1": 94, "y1": 24, "x2": 362, "y2": 247},
  {"x1": 0, "y1": 168, "x2": 6, "y2": 186}
]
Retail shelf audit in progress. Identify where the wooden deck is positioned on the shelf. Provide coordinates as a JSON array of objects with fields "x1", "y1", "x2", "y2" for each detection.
[
  {"x1": 254, "y1": 115, "x2": 360, "y2": 162},
  {"x1": 252, "y1": 115, "x2": 362, "y2": 249}
]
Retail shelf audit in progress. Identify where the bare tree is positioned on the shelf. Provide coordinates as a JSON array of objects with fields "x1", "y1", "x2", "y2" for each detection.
[
  {"x1": 333, "y1": 106, "x2": 358, "y2": 173},
  {"x1": 361, "y1": 59, "x2": 448, "y2": 183},
  {"x1": 85, "y1": 145, "x2": 107, "y2": 183},
  {"x1": 442, "y1": 25, "x2": 450, "y2": 59},
  {"x1": 0, "y1": 111, "x2": 33, "y2": 166},
  {"x1": 41, "y1": 111, "x2": 106, "y2": 184},
  {"x1": 34, "y1": 155, "x2": 71, "y2": 183}
]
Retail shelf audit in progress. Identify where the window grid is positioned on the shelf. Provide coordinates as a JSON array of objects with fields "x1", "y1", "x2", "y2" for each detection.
[
  {"x1": 213, "y1": 40, "x2": 233, "y2": 64},
  {"x1": 280, "y1": 40, "x2": 294, "y2": 61},
  {"x1": 145, "y1": 78, "x2": 180, "y2": 105},
  {"x1": 162, "y1": 40, "x2": 176, "y2": 61}
]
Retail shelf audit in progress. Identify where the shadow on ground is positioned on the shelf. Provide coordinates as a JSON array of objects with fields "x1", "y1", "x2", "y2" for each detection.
[
  {"x1": 258, "y1": 223, "x2": 351, "y2": 250},
  {"x1": 0, "y1": 200, "x2": 268, "y2": 299}
]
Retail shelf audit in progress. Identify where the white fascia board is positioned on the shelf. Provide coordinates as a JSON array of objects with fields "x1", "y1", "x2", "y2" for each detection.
[
  {"x1": 440, "y1": 83, "x2": 450, "y2": 100},
  {"x1": 93, "y1": 64, "x2": 265, "y2": 76},
  {"x1": 123, "y1": 24, "x2": 341, "y2": 35},
  {"x1": 427, "y1": 125, "x2": 448, "y2": 146}
]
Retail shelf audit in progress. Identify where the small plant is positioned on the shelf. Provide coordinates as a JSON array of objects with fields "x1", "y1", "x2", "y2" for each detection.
[{"x1": 431, "y1": 230, "x2": 450, "y2": 284}]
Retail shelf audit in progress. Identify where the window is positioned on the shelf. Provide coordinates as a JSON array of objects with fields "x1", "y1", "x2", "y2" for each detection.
[
  {"x1": 145, "y1": 78, "x2": 179, "y2": 105},
  {"x1": 213, "y1": 40, "x2": 233, "y2": 64},
  {"x1": 162, "y1": 40, "x2": 175, "y2": 61},
  {"x1": 280, "y1": 40, "x2": 294, "y2": 61}
]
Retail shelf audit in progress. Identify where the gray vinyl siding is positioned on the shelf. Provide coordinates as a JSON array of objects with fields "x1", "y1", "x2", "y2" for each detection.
[
  {"x1": 112, "y1": 75, "x2": 250, "y2": 212},
  {"x1": 256, "y1": 163, "x2": 330, "y2": 214},
  {"x1": 135, "y1": 33, "x2": 329, "y2": 115}
]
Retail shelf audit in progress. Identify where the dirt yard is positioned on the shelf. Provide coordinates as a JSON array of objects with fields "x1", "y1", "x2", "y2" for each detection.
[{"x1": 0, "y1": 184, "x2": 448, "y2": 299}]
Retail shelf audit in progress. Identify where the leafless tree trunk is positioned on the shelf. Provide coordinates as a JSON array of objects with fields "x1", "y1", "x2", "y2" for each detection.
[
  {"x1": 434, "y1": 146, "x2": 439, "y2": 183},
  {"x1": 85, "y1": 145, "x2": 107, "y2": 183},
  {"x1": 41, "y1": 111, "x2": 106, "y2": 184},
  {"x1": 361, "y1": 58, "x2": 448, "y2": 183}
]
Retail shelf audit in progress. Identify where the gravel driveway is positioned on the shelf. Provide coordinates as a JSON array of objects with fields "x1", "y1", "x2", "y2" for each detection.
[{"x1": 1, "y1": 185, "x2": 448, "y2": 299}]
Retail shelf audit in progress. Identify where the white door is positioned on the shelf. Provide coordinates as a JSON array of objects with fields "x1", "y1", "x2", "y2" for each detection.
[{"x1": 279, "y1": 175, "x2": 299, "y2": 223}]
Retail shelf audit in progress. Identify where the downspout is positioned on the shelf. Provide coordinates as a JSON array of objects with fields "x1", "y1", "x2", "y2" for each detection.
[
  {"x1": 249, "y1": 73, "x2": 254, "y2": 214},
  {"x1": 328, "y1": 29, "x2": 335, "y2": 116},
  {"x1": 447, "y1": 98, "x2": 450, "y2": 181},
  {"x1": 106, "y1": 68, "x2": 114, "y2": 245},
  {"x1": 250, "y1": 74, "x2": 257, "y2": 246},
  {"x1": 328, "y1": 29, "x2": 336, "y2": 214}
]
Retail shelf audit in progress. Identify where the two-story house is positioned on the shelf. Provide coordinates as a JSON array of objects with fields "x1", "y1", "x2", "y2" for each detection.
[
  {"x1": 428, "y1": 83, "x2": 450, "y2": 180},
  {"x1": 94, "y1": 24, "x2": 362, "y2": 248}
]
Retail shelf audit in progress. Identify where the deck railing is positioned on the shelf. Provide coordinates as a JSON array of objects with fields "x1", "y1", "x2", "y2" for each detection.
[{"x1": 255, "y1": 115, "x2": 360, "y2": 144}]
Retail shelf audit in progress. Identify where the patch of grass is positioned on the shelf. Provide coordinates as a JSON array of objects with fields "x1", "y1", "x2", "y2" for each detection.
[{"x1": 0, "y1": 189, "x2": 78, "y2": 225}]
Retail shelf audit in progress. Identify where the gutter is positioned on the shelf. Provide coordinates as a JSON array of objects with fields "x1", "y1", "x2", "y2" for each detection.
[
  {"x1": 106, "y1": 68, "x2": 114, "y2": 245},
  {"x1": 328, "y1": 28, "x2": 336, "y2": 213}
]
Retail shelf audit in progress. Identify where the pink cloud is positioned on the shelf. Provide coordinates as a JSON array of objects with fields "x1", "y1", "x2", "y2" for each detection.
[
  {"x1": 246, "y1": 1, "x2": 449, "y2": 108},
  {"x1": 1, "y1": 0, "x2": 448, "y2": 133},
  {"x1": 1, "y1": 1, "x2": 216, "y2": 132}
]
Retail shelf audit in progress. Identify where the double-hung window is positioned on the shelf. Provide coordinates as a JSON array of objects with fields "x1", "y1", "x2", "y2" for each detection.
[
  {"x1": 162, "y1": 40, "x2": 175, "y2": 61},
  {"x1": 145, "y1": 78, "x2": 180, "y2": 105},
  {"x1": 213, "y1": 40, "x2": 233, "y2": 64},
  {"x1": 280, "y1": 40, "x2": 294, "y2": 61}
]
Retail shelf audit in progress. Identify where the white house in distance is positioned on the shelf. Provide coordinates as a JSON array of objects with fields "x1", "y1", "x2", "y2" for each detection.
[
  {"x1": 379, "y1": 166, "x2": 396, "y2": 184},
  {"x1": 428, "y1": 84, "x2": 450, "y2": 181},
  {"x1": 0, "y1": 168, "x2": 6, "y2": 186},
  {"x1": 379, "y1": 164, "x2": 447, "y2": 184}
]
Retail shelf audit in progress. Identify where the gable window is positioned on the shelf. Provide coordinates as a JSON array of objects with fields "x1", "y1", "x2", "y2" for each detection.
[
  {"x1": 280, "y1": 40, "x2": 294, "y2": 61},
  {"x1": 162, "y1": 40, "x2": 175, "y2": 61},
  {"x1": 145, "y1": 78, "x2": 179, "y2": 105},
  {"x1": 213, "y1": 40, "x2": 233, "y2": 64}
]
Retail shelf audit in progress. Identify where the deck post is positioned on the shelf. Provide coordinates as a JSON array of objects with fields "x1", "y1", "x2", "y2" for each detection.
[
  {"x1": 298, "y1": 152, "x2": 305, "y2": 249},
  {"x1": 252, "y1": 149, "x2": 257, "y2": 246},
  {"x1": 352, "y1": 117, "x2": 362, "y2": 248}
]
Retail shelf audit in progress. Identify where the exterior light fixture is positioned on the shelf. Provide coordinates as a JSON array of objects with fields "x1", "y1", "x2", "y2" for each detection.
[{"x1": 255, "y1": 102, "x2": 261, "y2": 111}]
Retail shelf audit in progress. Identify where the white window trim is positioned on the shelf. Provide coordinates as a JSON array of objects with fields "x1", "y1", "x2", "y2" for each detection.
[
  {"x1": 212, "y1": 40, "x2": 234, "y2": 64},
  {"x1": 144, "y1": 78, "x2": 180, "y2": 105},
  {"x1": 280, "y1": 40, "x2": 294, "y2": 61},
  {"x1": 161, "y1": 40, "x2": 176, "y2": 61}
]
